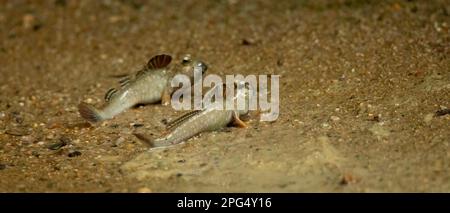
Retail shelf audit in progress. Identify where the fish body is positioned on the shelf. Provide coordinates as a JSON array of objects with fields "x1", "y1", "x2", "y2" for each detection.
[
  {"x1": 134, "y1": 81, "x2": 252, "y2": 148},
  {"x1": 152, "y1": 109, "x2": 233, "y2": 147},
  {"x1": 78, "y1": 54, "x2": 207, "y2": 122}
]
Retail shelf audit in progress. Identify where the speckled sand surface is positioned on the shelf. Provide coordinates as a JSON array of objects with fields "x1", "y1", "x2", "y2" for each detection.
[{"x1": 0, "y1": 0, "x2": 449, "y2": 192}]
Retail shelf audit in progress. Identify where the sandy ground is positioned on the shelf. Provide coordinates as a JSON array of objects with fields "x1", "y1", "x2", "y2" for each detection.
[{"x1": 0, "y1": 0, "x2": 449, "y2": 192}]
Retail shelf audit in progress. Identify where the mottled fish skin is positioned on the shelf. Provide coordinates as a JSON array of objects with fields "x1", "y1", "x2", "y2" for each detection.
[
  {"x1": 152, "y1": 109, "x2": 234, "y2": 147},
  {"x1": 134, "y1": 81, "x2": 251, "y2": 148},
  {"x1": 97, "y1": 70, "x2": 169, "y2": 121},
  {"x1": 78, "y1": 54, "x2": 207, "y2": 123}
]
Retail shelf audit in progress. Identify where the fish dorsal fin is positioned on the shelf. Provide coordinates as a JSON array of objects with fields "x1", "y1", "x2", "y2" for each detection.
[
  {"x1": 118, "y1": 76, "x2": 131, "y2": 88},
  {"x1": 165, "y1": 110, "x2": 203, "y2": 130},
  {"x1": 146, "y1": 54, "x2": 172, "y2": 70},
  {"x1": 104, "y1": 88, "x2": 118, "y2": 102},
  {"x1": 135, "y1": 68, "x2": 149, "y2": 79}
]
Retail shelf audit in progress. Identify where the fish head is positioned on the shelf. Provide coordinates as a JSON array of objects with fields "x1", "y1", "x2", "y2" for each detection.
[{"x1": 178, "y1": 54, "x2": 208, "y2": 84}]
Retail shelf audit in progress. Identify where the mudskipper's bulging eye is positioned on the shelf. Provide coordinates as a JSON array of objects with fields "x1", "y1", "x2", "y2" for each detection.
[
  {"x1": 182, "y1": 55, "x2": 191, "y2": 65},
  {"x1": 197, "y1": 62, "x2": 207, "y2": 74}
]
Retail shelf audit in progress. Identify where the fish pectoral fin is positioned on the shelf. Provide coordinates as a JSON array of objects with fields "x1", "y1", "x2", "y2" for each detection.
[
  {"x1": 232, "y1": 111, "x2": 249, "y2": 128},
  {"x1": 146, "y1": 54, "x2": 172, "y2": 70}
]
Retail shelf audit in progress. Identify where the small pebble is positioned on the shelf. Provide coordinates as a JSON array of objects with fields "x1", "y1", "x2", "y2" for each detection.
[
  {"x1": 330, "y1": 116, "x2": 340, "y2": 121},
  {"x1": 114, "y1": 137, "x2": 125, "y2": 146},
  {"x1": 116, "y1": 58, "x2": 124, "y2": 64},
  {"x1": 131, "y1": 123, "x2": 144, "y2": 128},
  {"x1": 46, "y1": 134, "x2": 56, "y2": 140},
  {"x1": 68, "y1": 150, "x2": 82, "y2": 157},
  {"x1": 369, "y1": 114, "x2": 380, "y2": 122},
  {"x1": 424, "y1": 113, "x2": 434, "y2": 123},
  {"x1": 322, "y1": 123, "x2": 330, "y2": 128},
  {"x1": 241, "y1": 38, "x2": 256, "y2": 46},
  {"x1": 85, "y1": 98, "x2": 93, "y2": 104},
  {"x1": 31, "y1": 151, "x2": 40, "y2": 157},
  {"x1": 60, "y1": 136, "x2": 71, "y2": 145},
  {"x1": 5, "y1": 127, "x2": 30, "y2": 136},
  {"x1": 276, "y1": 59, "x2": 283, "y2": 67},
  {"x1": 108, "y1": 16, "x2": 122, "y2": 23},
  {"x1": 340, "y1": 173, "x2": 358, "y2": 185},
  {"x1": 21, "y1": 135, "x2": 36, "y2": 144},
  {"x1": 22, "y1": 14, "x2": 36, "y2": 29}
]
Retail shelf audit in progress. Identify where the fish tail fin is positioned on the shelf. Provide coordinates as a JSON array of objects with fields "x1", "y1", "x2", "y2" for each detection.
[{"x1": 78, "y1": 102, "x2": 103, "y2": 123}]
